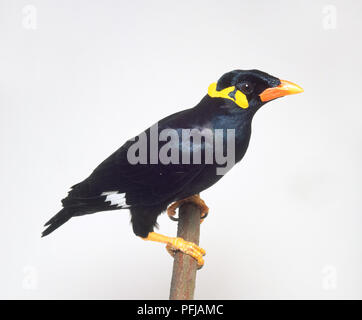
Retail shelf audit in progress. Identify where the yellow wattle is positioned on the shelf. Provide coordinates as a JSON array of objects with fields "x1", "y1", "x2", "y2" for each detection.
[{"x1": 207, "y1": 82, "x2": 249, "y2": 109}]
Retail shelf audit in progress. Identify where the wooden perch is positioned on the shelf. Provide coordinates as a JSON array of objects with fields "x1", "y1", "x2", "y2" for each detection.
[{"x1": 169, "y1": 202, "x2": 201, "y2": 300}]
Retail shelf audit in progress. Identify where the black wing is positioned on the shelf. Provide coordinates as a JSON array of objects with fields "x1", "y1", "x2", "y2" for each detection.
[{"x1": 65, "y1": 107, "x2": 208, "y2": 208}]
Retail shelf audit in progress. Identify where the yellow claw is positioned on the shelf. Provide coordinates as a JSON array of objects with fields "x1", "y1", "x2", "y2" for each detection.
[
  {"x1": 143, "y1": 232, "x2": 206, "y2": 268},
  {"x1": 166, "y1": 238, "x2": 206, "y2": 268}
]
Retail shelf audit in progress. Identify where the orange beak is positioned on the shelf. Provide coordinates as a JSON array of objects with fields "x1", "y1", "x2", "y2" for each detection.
[{"x1": 259, "y1": 79, "x2": 304, "y2": 102}]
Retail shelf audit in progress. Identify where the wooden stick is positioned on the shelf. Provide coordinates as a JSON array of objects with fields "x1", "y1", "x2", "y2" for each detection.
[{"x1": 169, "y1": 202, "x2": 201, "y2": 300}]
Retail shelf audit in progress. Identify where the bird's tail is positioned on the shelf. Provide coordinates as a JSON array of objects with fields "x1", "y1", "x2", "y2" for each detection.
[
  {"x1": 42, "y1": 189, "x2": 127, "y2": 237},
  {"x1": 42, "y1": 208, "x2": 72, "y2": 237}
]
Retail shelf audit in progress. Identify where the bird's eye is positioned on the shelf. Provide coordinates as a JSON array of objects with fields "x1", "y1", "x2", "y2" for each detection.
[{"x1": 237, "y1": 82, "x2": 255, "y2": 95}]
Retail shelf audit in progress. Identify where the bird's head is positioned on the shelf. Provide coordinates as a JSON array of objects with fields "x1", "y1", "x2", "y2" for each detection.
[{"x1": 208, "y1": 69, "x2": 303, "y2": 111}]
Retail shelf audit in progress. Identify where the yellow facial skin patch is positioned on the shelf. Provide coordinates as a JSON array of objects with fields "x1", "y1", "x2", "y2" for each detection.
[{"x1": 207, "y1": 82, "x2": 249, "y2": 109}]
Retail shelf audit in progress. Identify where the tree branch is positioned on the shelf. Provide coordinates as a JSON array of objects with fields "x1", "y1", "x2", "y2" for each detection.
[{"x1": 169, "y1": 201, "x2": 201, "y2": 300}]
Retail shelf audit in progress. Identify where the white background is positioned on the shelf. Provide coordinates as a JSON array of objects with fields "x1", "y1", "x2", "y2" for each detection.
[{"x1": 1, "y1": 0, "x2": 361, "y2": 299}]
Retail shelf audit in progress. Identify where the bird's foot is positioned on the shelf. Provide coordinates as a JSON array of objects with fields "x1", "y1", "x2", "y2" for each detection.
[
  {"x1": 166, "y1": 238, "x2": 206, "y2": 269},
  {"x1": 167, "y1": 194, "x2": 209, "y2": 223},
  {"x1": 143, "y1": 232, "x2": 206, "y2": 269}
]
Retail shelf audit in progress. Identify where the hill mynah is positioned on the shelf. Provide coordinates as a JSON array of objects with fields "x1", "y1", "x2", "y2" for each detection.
[{"x1": 42, "y1": 69, "x2": 303, "y2": 268}]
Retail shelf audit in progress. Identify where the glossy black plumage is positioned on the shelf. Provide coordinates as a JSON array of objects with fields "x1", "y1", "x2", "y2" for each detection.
[{"x1": 42, "y1": 69, "x2": 282, "y2": 237}]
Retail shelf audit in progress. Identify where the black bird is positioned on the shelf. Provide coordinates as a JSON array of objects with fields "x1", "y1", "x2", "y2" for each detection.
[{"x1": 42, "y1": 69, "x2": 303, "y2": 267}]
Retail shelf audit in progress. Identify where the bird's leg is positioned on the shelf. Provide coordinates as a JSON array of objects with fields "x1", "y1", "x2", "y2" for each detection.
[
  {"x1": 167, "y1": 194, "x2": 209, "y2": 223},
  {"x1": 142, "y1": 232, "x2": 206, "y2": 268}
]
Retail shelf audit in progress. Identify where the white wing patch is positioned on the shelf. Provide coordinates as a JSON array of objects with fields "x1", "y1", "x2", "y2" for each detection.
[{"x1": 101, "y1": 191, "x2": 126, "y2": 207}]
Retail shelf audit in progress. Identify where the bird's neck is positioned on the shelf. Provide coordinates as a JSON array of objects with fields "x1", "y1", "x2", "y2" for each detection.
[
  {"x1": 194, "y1": 95, "x2": 255, "y2": 132},
  {"x1": 194, "y1": 95, "x2": 254, "y2": 163}
]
